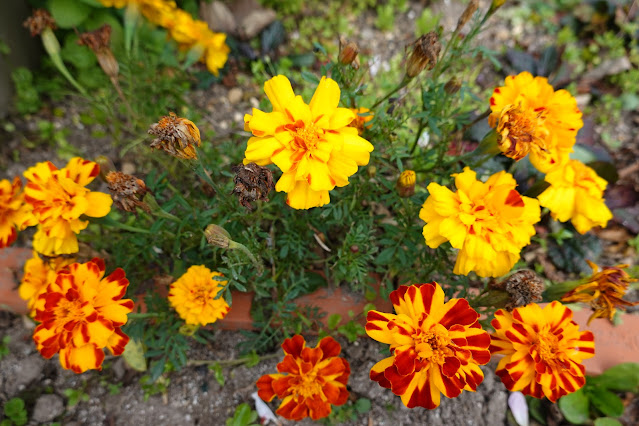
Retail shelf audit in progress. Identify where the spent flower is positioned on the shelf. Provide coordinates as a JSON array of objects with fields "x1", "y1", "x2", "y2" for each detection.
[
  {"x1": 366, "y1": 283, "x2": 491, "y2": 409},
  {"x1": 33, "y1": 258, "x2": 133, "y2": 373},
  {"x1": 562, "y1": 261, "x2": 638, "y2": 324},
  {"x1": 490, "y1": 301, "x2": 595, "y2": 402},
  {"x1": 420, "y1": 167, "x2": 540, "y2": 278},
  {"x1": 23, "y1": 9, "x2": 56, "y2": 36},
  {"x1": 230, "y1": 163, "x2": 275, "y2": 211},
  {"x1": 405, "y1": 32, "x2": 441, "y2": 78},
  {"x1": 256, "y1": 335, "x2": 350, "y2": 420},
  {"x1": 243, "y1": 75, "x2": 374, "y2": 209},
  {"x1": 106, "y1": 171, "x2": 151, "y2": 214},
  {"x1": 149, "y1": 112, "x2": 201, "y2": 159}
]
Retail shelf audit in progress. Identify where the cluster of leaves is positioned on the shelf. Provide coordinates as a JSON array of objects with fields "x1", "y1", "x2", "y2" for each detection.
[{"x1": 1, "y1": 398, "x2": 27, "y2": 426}]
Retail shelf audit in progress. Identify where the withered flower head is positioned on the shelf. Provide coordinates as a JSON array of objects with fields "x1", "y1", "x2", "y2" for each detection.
[
  {"x1": 444, "y1": 77, "x2": 462, "y2": 94},
  {"x1": 492, "y1": 270, "x2": 544, "y2": 311},
  {"x1": 231, "y1": 163, "x2": 275, "y2": 211},
  {"x1": 77, "y1": 25, "x2": 119, "y2": 78},
  {"x1": 495, "y1": 104, "x2": 548, "y2": 161},
  {"x1": 562, "y1": 261, "x2": 638, "y2": 324},
  {"x1": 23, "y1": 9, "x2": 56, "y2": 36},
  {"x1": 148, "y1": 113, "x2": 202, "y2": 160},
  {"x1": 204, "y1": 224, "x2": 231, "y2": 249},
  {"x1": 338, "y1": 37, "x2": 359, "y2": 67},
  {"x1": 456, "y1": 0, "x2": 479, "y2": 32},
  {"x1": 405, "y1": 32, "x2": 441, "y2": 78},
  {"x1": 106, "y1": 171, "x2": 151, "y2": 214}
]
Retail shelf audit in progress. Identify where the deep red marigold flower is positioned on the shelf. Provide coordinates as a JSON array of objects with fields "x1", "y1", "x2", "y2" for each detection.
[
  {"x1": 33, "y1": 258, "x2": 134, "y2": 373},
  {"x1": 256, "y1": 335, "x2": 350, "y2": 421},
  {"x1": 490, "y1": 301, "x2": 595, "y2": 402},
  {"x1": 366, "y1": 283, "x2": 491, "y2": 409}
]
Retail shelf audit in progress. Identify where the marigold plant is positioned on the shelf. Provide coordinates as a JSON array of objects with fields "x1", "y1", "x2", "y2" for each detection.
[
  {"x1": 488, "y1": 71, "x2": 583, "y2": 172},
  {"x1": 256, "y1": 335, "x2": 350, "y2": 420},
  {"x1": 19, "y1": 252, "x2": 74, "y2": 316},
  {"x1": 490, "y1": 301, "x2": 595, "y2": 402},
  {"x1": 537, "y1": 159, "x2": 612, "y2": 234},
  {"x1": 243, "y1": 75, "x2": 374, "y2": 209},
  {"x1": 0, "y1": 177, "x2": 33, "y2": 248},
  {"x1": 33, "y1": 258, "x2": 133, "y2": 373},
  {"x1": 349, "y1": 107, "x2": 374, "y2": 135},
  {"x1": 562, "y1": 261, "x2": 638, "y2": 324},
  {"x1": 167, "y1": 265, "x2": 230, "y2": 326},
  {"x1": 420, "y1": 167, "x2": 540, "y2": 278},
  {"x1": 366, "y1": 283, "x2": 491, "y2": 409}
]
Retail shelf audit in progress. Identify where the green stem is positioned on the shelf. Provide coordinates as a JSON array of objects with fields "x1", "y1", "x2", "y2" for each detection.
[
  {"x1": 128, "y1": 312, "x2": 160, "y2": 319},
  {"x1": 96, "y1": 216, "x2": 151, "y2": 234},
  {"x1": 409, "y1": 119, "x2": 427, "y2": 155},
  {"x1": 229, "y1": 241, "x2": 264, "y2": 275},
  {"x1": 371, "y1": 75, "x2": 411, "y2": 109},
  {"x1": 144, "y1": 193, "x2": 181, "y2": 222}
]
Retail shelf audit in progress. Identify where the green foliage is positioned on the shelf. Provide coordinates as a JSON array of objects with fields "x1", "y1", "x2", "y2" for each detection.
[
  {"x1": 558, "y1": 363, "x2": 639, "y2": 424},
  {"x1": 322, "y1": 398, "x2": 371, "y2": 424},
  {"x1": 0, "y1": 336, "x2": 9, "y2": 360},
  {"x1": 49, "y1": 0, "x2": 92, "y2": 28},
  {"x1": 11, "y1": 68, "x2": 41, "y2": 114},
  {"x1": 140, "y1": 374, "x2": 171, "y2": 402},
  {"x1": 225, "y1": 403, "x2": 259, "y2": 426},
  {"x1": 1, "y1": 398, "x2": 27, "y2": 426},
  {"x1": 63, "y1": 388, "x2": 89, "y2": 407},
  {"x1": 209, "y1": 362, "x2": 225, "y2": 387}
]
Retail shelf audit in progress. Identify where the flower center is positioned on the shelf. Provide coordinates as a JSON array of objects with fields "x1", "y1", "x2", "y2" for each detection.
[
  {"x1": 291, "y1": 369, "x2": 323, "y2": 399},
  {"x1": 535, "y1": 330, "x2": 559, "y2": 361},
  {"x1": 413, "y1": 323, "x2": 452, "y2": 365},
  {"x1": 55, "y1": 298, "x2": 85, "y2": 323},
  {"x1": 496, "y1": 104, "x2": 548, "y2": 160},
  {"x1": 287, "y1": 120, "x2": 322, "y2": 153}
]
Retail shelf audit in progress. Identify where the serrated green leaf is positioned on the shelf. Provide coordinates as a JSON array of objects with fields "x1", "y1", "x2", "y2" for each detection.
[
  {"x1": 49, "y1": 0, "x2": 92, "y2": 28},
  {"x1": 589, "y1": 388, "x2": 624, "y2": 418},
  {"x1": 558, "y1": 388, "x2": 590, "y2": 425},
  {"x1": 123, "y1": 338, "x2": 147, "y2": 372}
]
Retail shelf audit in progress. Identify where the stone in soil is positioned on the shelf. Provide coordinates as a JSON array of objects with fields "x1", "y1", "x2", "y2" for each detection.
[{"x1": 32, "y1": 394, "x2": 65, "y2": 423}]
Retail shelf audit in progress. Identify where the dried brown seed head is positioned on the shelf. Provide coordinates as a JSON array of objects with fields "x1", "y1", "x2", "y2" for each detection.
[
  {"x1": 148, "y1": 113, "x2": 202, "y2": 160},
  {"x1": 456, "y1": 0, "x2": 479, "y2": 32},
  {"x1": 106, "y1": 171, "x2": 151, "y2": 213},
  {"x1": 23, "y1": 9, "x2": 56, "y2": 36},
  {"x1": 78, "y1": 25, "x2": 119, "y2": 78},
  {"x1": 493, "y1": 270, "x2": 544, "y2": 310},
  {"x1": 231, "y1": 163, "x2": 275, "y2": 211},
  {"x1": 406, "y1": 32, "x2": 441, "y2": 78},
  {"x1": 338, "y1": 38, "x2": 359, "y2": 66}
]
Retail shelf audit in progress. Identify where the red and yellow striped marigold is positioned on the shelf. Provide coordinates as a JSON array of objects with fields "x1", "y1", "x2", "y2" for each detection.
[
  {"x1": 490, "y1": 301, "x2": 595, "y2": 402},
  {"x1": 33, "y1": 258, "x2": 133, "y2": 373},
  {"x1": 366, "y1": 283, "x2": 491, "y2": 409},
  {"x1": 0, "y1": 177, "x2": 34, "y2": 248},
  {"x1": 19, "y1": 251, "x2": 74, "y2": 316},
  {"x1": 256, "y1": 335, "x2": 350, "y2": 421}
]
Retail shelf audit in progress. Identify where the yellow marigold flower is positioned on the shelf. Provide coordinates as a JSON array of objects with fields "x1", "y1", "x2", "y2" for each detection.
[
  {"x1": 538, "y1": 159, "x2": 612, "y2": 234},
  {"x1": 396, "y1": 170, "x2": 416, "y2": 198},
  {"x1": 256, "y1": 335, "x2": 350, "y2": 420},
  {"x1": 349, "y1": 107, "x2": 374, "y2": 135},
  {"x1": 420, "y1": 167, "x2": 540, "y2": 278},
  {"x1": 488, "y1": 71, "x2": 583, "y2": 172},
  {"x1": 148, "y1": 112, "x2": 201, "y2": 159},
  {"x1": 490, "y1": 301, "x2": 595, "y2": 402},
  {"x1": 366, "y1": 283, "x2": 491, "y2": 409},
  {"x1": 138, "y1": 0, "x2": 177, "y2": 27},
  {"x1": 19, "y1": 251, "x2": 74, "y2": 316},
  {"x1": 23, "y1": 158, "x2": 113, "y2": 256},
  {"x1": 168, "y1": 265, "x2": 230, "y2": 326},
  {"x1": 33, "y1": 258, "x2": 133, "y2": 373},
  {"x1": 0, "y1": 177, "x2": 34, "y2": 248},
  {"x1": 562, "y1": 261, "x2": 638, "y2": 324},
  {"x1": 243, "y1": 75, "x2": 374, "y2": 209},
  {"x1": 99, "y1": 0, "x2": 128, "y2": 7}
]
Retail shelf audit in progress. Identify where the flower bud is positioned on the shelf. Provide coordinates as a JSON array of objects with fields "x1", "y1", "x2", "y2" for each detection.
[
  {"x1": 396, "y1": 170, "x2": 416, "y2": 198},
  {"x1": 367, "y1": 165, "x2": 377, "y2": 178},
  {"x1": 405, "y1": 32, "x2": 441, "y2": 78},
  {"x1": 456, "y1": 0, "x2": 479, "y2": 32},
  {"x1": 204, "y1": 224, "x2": 232, "y2": 249},
  {"x1": 444, "y1": 77, "x2": 462, "y2": 94},
  {"x1": 490, "y1": 0, "x2": 507, "y2": 13},
  {"x1": 338, "y1": 38, "x2": 359, "y2": 66}
]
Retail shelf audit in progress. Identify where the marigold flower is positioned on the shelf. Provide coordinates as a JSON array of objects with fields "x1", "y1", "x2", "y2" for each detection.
[
  {"x1": 562, "y1": 261, "x2": 638, "y2": 324},
  {"x1": 19, "y1": 252, "x2": 74, "y2": 316},
  {"x1": 396, "y1": 170, "x2": 416, "y2": 198},
  {"x1": 0, "y1": 177, "x2": 34, "y2": 248},
  {"x1": 537, "y1": 159, "x2": 612, "y2": 234},
  {"x1": 139, "y1": 0, "x2": 177, "y2": 27},
  {"x1": 33, "y1": 258, "x2": 133, "y2": 373},
  {"x1": 23, "y1": 158, "x2": 113, "y2": 256},
  {"x1": 488, "y1": 71, "x2": 583, "y2": 172},
  {"x1": 148, "y1": 112, "x2": 201, "y2": 159},
  {"x1": 420, "y1": 167, "x2": 540, "y2": 278},
  {"x1": 243, "y1": 75, "x2": 374, "y2": 209},
  {"x1": 256, "y1": 335, "x2": 350, "y2": 420},
  {"x1": 490, "y1": 301, "x2": 595, "y2": 402},
  {"x1": 349, "y1": 107, "x2": 374, "y2": 135},
  {"x1": 366, "y1": 283, "x2": 491, "y2": 409},
  {"x1": 168, "y1": 265, "x2": 230, "y2": 326}
]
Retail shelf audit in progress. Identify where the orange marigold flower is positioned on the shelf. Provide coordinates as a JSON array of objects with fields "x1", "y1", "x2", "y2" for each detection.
[
  {"x1": 420, "y1": 167, "x2": 540, "y2": 278},
  {"x1": 168, "y1": 265, "x2": 230, "y2": 326},
  {"x1": 148, "y1": 112, "x2": 202, "y2": 160},
  {"x1": 488, "y1": 71, "x2": 583, "y2": 172},
  {"x1": 256, "y1": 335, "x2": 350, "y2": 421},
  {"x1": 349, "y1": 107, "x2": 374, "y2": 135},
  {"x1": 0, "y1": 177, "x2": 34, "y2": 248},
  {"x1": 366, "y1": 283, "x2": 491, "y2": 409},
  {"x1": 490, "y1": 301, "x2": 595, "y2": 402},
  {"x1": 23, "y1": 158, "x2": 113, "y2": 256},
  {"x1": 562, "y1": 261, "x2": 638, "y2": 324},
  {"x1": 32, "y1": 258, "x2": 133, "y2": 373},
  {"x1": 19, "y1": 251, "x2": 74, "y2": 316},
  {"x1": 538, "y1": 159, "x2": 612, "y2": 234}
]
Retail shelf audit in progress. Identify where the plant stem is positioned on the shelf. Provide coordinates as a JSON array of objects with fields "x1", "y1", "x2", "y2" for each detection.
[
  {"x1": 128, "y1": 313, "x2": 160, "y2": 319},
  {"x1": 371, "y1": 75, "x2": 411, "y2": 109},
  {"x1": 409, "y1": 119, "x2": 427, "y2": 155}
]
